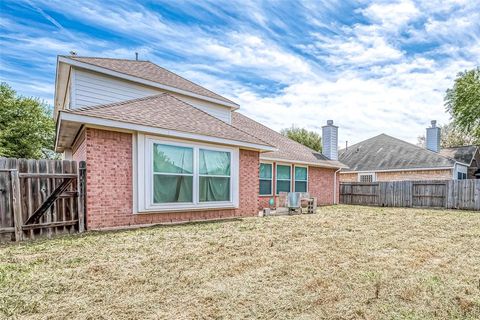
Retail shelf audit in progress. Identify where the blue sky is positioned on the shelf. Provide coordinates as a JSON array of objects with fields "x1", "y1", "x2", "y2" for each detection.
[{"x1": 1, "y1": 0, "x2": 479, "y2": 145}]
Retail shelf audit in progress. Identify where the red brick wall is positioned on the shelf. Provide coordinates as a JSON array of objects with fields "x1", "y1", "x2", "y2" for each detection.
[
  {"x1": 258, "y1": 164, "x2": 339, "y2": 209},
  {"x1": 80, "y1": 128, "x2": 259, "y2": 229},
  {"x1": 308, "y1": 166, "x2": 339, "y2": 205}
]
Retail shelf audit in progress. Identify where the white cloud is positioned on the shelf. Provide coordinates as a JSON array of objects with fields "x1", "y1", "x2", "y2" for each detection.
[{"x1": 2, "y1": 0, "x2": 479, "y2": 148}]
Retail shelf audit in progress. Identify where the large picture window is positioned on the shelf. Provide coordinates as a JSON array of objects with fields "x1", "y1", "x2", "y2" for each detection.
[
  {"x1": 276, "y1": 164, "x2": 291, "y2": 194},
  {"x1": 259, "y1": 163, "x2": 273, "y2": 195},
  {"x1": 199, "y1": 149, "x2": 231, "y2": 202},
  {"x1": 139, "y1": 136, "x2": 239, "y2": 212},
  {"x1": 153, "y1": 144, "x2": 193, "y2": 203},
  {"x1": 294, "y1": 166, "x2": 308, "y2": 192}
]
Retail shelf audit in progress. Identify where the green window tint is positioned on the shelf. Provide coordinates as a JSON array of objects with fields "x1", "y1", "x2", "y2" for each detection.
[
  {"x1": 154, "y1": 175, "x2": 193, "y2": 203},
  {"x1": 199, "y1": 149, "x2": 230, "y2": 175},
  {"x1": 259, "y1": 163, "x2": 272, "y2": 195},
  {"x1": 276, "y1": 165, "x2": 291, "y2": 180},
  {"x1": 153, "y1": 143, "x2": 193, "y2": 203},
  {"x1": 294, "y1": 167, "x2": 307, "y2": 192},
  {"x1": 153, "y1": 144, "x2": 193, "y2": 174},
  {"x1": 199, "y1": 177, "x2": 230, "y2": 202},
  {"x1": 260, "y1": 163, "x2": 272, "y2": 179},
  {"x1": 199, "y1": 149, "x2": 231, "y2": 202},
  {"x1": 276, "y1": 165, "x2": 291, "y2": 194}
]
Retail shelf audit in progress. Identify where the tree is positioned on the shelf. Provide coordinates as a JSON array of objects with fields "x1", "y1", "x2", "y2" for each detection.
[
  {"x1": 416, "y1": 122, "x2": 480, "y2": 149},
  {"x1": 445, "y1": 67, "x2": 480, "y2": 139},
  {"x1": 0, "y1": 83, "x2": 57, "y2": 159},
  {"x1": 280, "y1": 125, "x2": 322, "y2": 152}
]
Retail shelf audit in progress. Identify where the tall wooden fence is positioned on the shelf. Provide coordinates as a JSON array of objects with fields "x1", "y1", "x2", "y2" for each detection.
[
  {"x1": 340, "y1": 179, "x2": 480, "y2": 210},
  {"x1": 0, "y1": 158, "x2": 86, "y2": 242}
]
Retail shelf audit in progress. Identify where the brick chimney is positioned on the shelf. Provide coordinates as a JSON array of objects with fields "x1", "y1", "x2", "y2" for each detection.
[
  {"x1": 426, "y1": 120, "x2": 440, "y2": 153},
  {"x1": 322, "y1": 120, "x2": 338, "y2": 160}
]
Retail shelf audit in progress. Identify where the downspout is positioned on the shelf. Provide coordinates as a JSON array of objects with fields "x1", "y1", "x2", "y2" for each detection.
[{"x1": 333, "y1": 168, "x2": 341, "y2": 204}]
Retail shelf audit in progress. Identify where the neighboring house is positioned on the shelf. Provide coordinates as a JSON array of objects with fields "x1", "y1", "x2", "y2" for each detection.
[
  {"x1": 439, "y1": 145, "x2": 480, "y2": 179},
  {"x1": 339, "y1": 121, "x2": 470, "y2": 182},
  {"x1": 54, "y1": 55, "x2": 345, "y2": 230}
]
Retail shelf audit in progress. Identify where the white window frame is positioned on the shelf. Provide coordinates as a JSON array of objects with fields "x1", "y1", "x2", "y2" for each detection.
[
  {"x1": 259, "y1": 162, "x2": 273, "y2": 196},
  {"x1": 275, "y1": 163, "x2": 292, "y2": 195},
  {"x1": 136, "y1": 134, "x2": 239, "y2": 212},
  {"x1": 358, "y1": 172, "x2": 376, "y2": 182},
  {"x1": 294, "y1": 165, "x2": 308, "y2": 193}
]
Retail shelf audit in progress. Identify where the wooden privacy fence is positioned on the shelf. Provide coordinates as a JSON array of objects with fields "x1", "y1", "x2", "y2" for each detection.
[
  {"x1": 0, "y1": 158, "x2": 86, "y2": 242},
  {"x1": 340, "y1": 179, "x2": 480, "y2": 210}
]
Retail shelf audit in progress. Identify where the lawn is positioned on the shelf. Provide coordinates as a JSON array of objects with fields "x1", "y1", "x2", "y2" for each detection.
[{"x1": 1, "y1": 205, "x2": 479, "y2": 319}]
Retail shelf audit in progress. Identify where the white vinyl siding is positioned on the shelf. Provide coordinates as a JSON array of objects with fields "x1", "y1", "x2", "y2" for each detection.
[{"x1": 70, "y1": 68, "x2": 232, "y2": 123}]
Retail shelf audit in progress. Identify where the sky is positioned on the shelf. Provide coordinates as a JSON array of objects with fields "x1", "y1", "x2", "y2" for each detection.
[{"x1": 1, "y1": 0, "x2": 479, "y2": 146}]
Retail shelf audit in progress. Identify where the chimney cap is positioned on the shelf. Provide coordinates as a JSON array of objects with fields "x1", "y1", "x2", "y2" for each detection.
[
  {"x1": 327, "y1": 120, "x2": 334, "y2": 125},
  {"x1": 431, "y1": 120, "x2": 437, "y2": 128}
]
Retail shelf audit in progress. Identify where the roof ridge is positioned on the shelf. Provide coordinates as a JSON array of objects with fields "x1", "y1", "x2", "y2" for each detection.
[
  {"x1": 339, "y1": 133, "x2": 456, "y2": 164},
  {"x1": 166, "y1": 95, "x2": 273, "y2": 147},
  {"x1": 65, "y1": 55, "x2": 150, "y2": 62},
  {"x1": 339, "y1": 133, "x2": 387, "y2": 152},
  {"x1": 233, "y1": 112, "x2": 320, "y2": 154},
  {"x1": 62, "y1": 94, "x2": 167, "y2": 113}
]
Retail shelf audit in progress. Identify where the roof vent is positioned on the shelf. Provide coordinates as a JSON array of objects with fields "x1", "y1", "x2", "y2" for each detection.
[
  {"x1": 135, "y1": 52, "x2": 138, "y2": 61},
  {"x1": 69, "y1": 51, "x2": 77, "y2": 56}
]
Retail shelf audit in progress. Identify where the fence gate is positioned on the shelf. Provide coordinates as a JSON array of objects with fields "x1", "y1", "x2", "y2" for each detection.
[{"x1": 0, "y1": 158, "x2": 86, "y2": 242}]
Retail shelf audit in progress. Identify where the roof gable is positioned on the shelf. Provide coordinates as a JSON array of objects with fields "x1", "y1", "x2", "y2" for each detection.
[
  {"x1": 339, "y1": 134, "x2": 456, "y2": 172},
  {"x1": 63, "y1": 56, "x2": 237, "y2": 107}
]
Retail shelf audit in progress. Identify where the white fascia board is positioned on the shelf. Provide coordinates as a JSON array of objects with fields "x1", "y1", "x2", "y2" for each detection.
[
  {"x1": 58, "y1": 56, "x2": 240, "y2": 110},
  {"x1": 59, "y1": 112, "x2": 276, "y2": 152},
  {"x1": 260, "y1": 156, "x2": 347, "y2": 169},
  {"x1": 340, "y1": 167, "x2": 455, "y2": 174}
]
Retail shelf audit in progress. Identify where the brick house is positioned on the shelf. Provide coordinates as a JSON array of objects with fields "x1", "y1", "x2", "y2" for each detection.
[
  {"x1": 54, "y1": 56, "x2": 345, "y2": 229},
  {"x1": 339, "y1": 122, "x2": 470, "y2": 182}
]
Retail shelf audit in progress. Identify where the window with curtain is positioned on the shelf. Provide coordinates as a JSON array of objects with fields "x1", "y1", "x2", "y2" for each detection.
[
  {"x1": 276, "y1": 165, "x2": 291, "y2": 194},
  {"x1": 153, "y1": 143, "x2": 193, "y2": 203},
  {"x1": 199, "y1": 149, "x2": 231, "y2": 202},
  {"x1": 259, "y1": 163, "x2": 272, "y2": 195},
  {"x1": 294, "y1": 166, "x2": 308, "y2": 192}
]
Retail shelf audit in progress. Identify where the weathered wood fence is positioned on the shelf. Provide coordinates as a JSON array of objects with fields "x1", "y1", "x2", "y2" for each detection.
[
  {"x1": 0, "y1": 158, "x2": 86, "y2": 242},
  {"x1": 340, "y1": 180, "x2": 480, "y2": 210}
]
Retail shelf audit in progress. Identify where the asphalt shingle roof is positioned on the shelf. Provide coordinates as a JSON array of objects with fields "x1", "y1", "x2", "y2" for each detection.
[
  {"x1": 67, "y1": 56, "x2": 237, "y2": 106},
  {"x1": 439, "y1": 145, "x2": 478, "y2": 166},
  {"x1": 62, "y1": 94, "x2": 270, "y2": 147},
  {"x1": 338, "y1": 134, "x2": 456, "y2": 172},
  {"x1": 231, "y1": 112, "x2": 346, "y2": 168}
]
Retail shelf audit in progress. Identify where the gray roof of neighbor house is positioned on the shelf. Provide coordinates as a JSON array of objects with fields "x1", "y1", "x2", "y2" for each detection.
[
  {"x1": 231, "y1": 112, "x2": 346, "y2": 168},
  {"x1": 338, "y1": 134, "x2": 457, "y2": 172},
  {"x1": 65, "y1": 56, "x2": 238, "y2": 106},
  {"x1": 61, "y1": 94, "x2": 271, "y2": 148},
  {"x1": 439, "y1": 145, "x2": 478, "y2": 166}
]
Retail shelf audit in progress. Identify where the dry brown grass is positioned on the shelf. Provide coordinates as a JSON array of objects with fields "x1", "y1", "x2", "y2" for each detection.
[{"x1": 1, "y1": 205, "x2": 480, "y2": 319}]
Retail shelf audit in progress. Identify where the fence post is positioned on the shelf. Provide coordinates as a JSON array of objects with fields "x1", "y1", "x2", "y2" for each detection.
[
  {"x1": 77, "y1": 161, "x2": 86, "y2": 233},
  {"x1": 10, "y1": 170, "x2": 23, "y2": 241}
]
